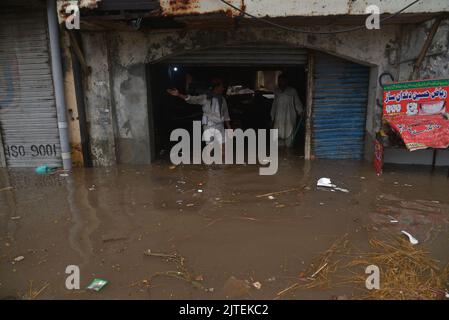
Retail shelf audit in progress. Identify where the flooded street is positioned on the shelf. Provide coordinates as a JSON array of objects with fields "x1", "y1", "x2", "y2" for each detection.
[{"x1": 1, "y1": 156, "x2": 449, "y2": 300}]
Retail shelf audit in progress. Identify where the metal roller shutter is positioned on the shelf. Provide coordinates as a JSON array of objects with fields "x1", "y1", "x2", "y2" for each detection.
[
  {"x1": 312, "y1": 53, "x2": 370, "y2": 160},
  {"x1": 0, "y1": 1, "x2": 61, "y2": 167},
  {"x1": 160, "y1": 43, "x2": 307, "y2": 66}
]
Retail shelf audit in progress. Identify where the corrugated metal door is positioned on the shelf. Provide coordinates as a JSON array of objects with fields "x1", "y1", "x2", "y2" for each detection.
[
  {"x1": 312, "y1": 53, "x2": 369, "y2": 159},
  {"x1": 0, "y1": 1, "x2": 61, "y2": 167},
  {"x1": 160, "y1": 43, "x2": 307, "y2": 66}
]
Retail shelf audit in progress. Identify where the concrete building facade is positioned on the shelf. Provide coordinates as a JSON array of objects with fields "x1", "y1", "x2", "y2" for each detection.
[{"x1": 1, "y1": 0, "x2": 449, "y2": 167}]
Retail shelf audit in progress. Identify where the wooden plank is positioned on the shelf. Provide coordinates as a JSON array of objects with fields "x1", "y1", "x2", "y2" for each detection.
[
  {"x1": 304, "y1": 51, "x2": 314, "y2": 160},
  {"x1": 410, "y1": 16, "x2": 442, "y2": 80}
]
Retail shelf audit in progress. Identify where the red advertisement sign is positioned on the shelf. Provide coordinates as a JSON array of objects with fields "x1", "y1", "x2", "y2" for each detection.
[
  {"x1": 385, "y1": 115, "x2": 449, "y2": 151},
  {"x1": 383, "y1": 79, "x2": 449, "y2": 116}
]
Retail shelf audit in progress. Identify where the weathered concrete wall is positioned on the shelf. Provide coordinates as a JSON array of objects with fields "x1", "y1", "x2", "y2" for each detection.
[
  {"x1": 81, "y1": 25, "x2": 404, "y2": 165},
  {"x1": 383, "y1": 17, "x2": 449, "y2": 166},
  {"x1": 160, "y1": 0, "x2": 449, "y2": 17},
  {"x1": 110, "y1": 61, "x2": 151, "y2": 165},
  {"x1": 143, "y1": 26, "x2": 400, "y2": 159},
  {"x1": 81, "y1": 32, "x2": 116, "y2": 166},
  {"x1": 81, "y1": 32, "x2": 151, "y2": 165},
  {"x1": 398, "y1": 18, "x2": 449, "y2": 80}
]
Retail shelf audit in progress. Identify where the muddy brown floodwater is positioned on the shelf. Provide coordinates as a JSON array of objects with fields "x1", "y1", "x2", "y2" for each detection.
[{"x1": 1, "y1": 155, "x2": 448, "y2": 300}]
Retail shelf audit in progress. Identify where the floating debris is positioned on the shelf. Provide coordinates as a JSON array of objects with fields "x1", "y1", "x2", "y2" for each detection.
[
  {"x1": 388, "y1": 215, "x2": 399, "y2": 223},
  {"x1": 24, "y1": 281, "x2": 49, "y2": 300},
  {"x1": 256, "y1": 188, "x2": 298, "y2": 198},
  {"x1": 276, "y1": 234, "x2": 349, "y2": 297},
  {"x1": 252, "y1": 281, "x2": 262, "y2": 290},
  {"x1": 86, "y1": 278, "x2": 108, "y2": 292},
  {"x1": 13, "y1": 256, "x2": 25, "y2": 263},
  {"x1": 145, "y1": 249, "x2": 204, "y2": 290},
  {"x1": 277, "y1": 235, "x2": 449, "y2": 300},
  {"x1": 317, "y1": 178, "x2": 349, "y2": 193},
  {"x1": 401, "y1": 230, "x2": 419, "y2": 245},
  {"x1": 346, "y1": 237, "x2": 449, "y2": 300}
]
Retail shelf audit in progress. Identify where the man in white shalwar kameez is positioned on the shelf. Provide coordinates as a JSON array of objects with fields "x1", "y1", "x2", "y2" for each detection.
[
  {"x1": 271, "y1": 74, "x2": 304, "y2": 147},
  {"x1": 167, "y1": 79, "x2": 231, "y2": 146}
]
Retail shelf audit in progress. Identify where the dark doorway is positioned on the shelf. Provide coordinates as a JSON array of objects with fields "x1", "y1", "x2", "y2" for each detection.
[{"x1": 148, "y1": 64, "x2": 307, "y2": 161}]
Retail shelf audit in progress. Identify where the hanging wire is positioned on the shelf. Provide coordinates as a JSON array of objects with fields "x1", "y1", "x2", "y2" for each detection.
[{"x1": 218, "y1": 0, "x2": 421, "y2": 35}]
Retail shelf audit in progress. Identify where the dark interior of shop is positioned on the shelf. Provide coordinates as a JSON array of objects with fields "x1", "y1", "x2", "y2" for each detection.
[{"x1": 148, "y1": 65, "x2": 308, "y2": 160}]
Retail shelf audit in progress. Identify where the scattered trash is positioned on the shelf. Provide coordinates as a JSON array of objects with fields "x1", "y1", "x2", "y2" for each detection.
[
  {"x1": 317, "y1": 178, "x2": 349, "y2": 193},
  {"x1": 102, "y1": 235, "x2": 128, "y2": 243},
  {"x1": 197, "y1": 189, "x2": 203, "y2": 193},
  {"x1": 445, "y1": 291, "x2": 449, "y2": 299},
  {"x1": 388, "y1": 215, "x2": 398, "y2": 223},
  {"x1": 59, "y1": 173, "x2": 69, "y2": 177},
  {"x1": 186, "y1": 203, "x2": 194, "y2": 207},
  {"x1": 252, "y1": 281, "x2": 262, "y2": 290},
  {"x1": 169, "y1": 165, "x2": 176, "y2": 170},
  {"x1": 24, "y1": 281, "x2": 49, "y2": 300},
  {"x1": 0, "y1": 186, "x2": 13, "y2": 192},
  {"x1": 348, "y1": 237, "x2": 448, "y2": 299},
  {"x1": 401, "y1": 230, "x2": 419, "y2": 245},
  {"x1": 334, "y1": 187, "x2": 349, "y2": 193},
  {"x1": 145, "y1": 250, "x2": 204, "y2": 290},
  {"x1": 276, "y1": 234, "x2": 349, "y2": 297},
  {"x1": 11, "y1": 216, "x2": 21, "y2": 220},
  {"x1": 268, "y1": 196, "x2": 275, "y2": 200},
  {"x1": 144, "y1": 249, "x2": 178, "y2": 259},
  {"x1": 276, "y1": 235, "x2": 448, "y2": 300},
  {"x1": 13, "y1": 256, "x2": 24, "y2": 262},
  {"x1": 310, "y1": 263, "x2": 328, "y2": 278},
  {"x1": 276, "y1": 204, "x2": 286, "y2": 208},
  {"x1": 256, "y1": 188, "x2": 297, "y2": 198},
  {"x1": 88, "y1": 185, "x2": 96, "y2": 191},
  {"x1": 35, "y1": 165, "x2": 55, "y2": 174},
  {"x1": 317, "y1": 178, "x2": 335, "y2": 188},
  {"x1": 86, "y1": 278, "x2": 108, "y2": 292}
]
